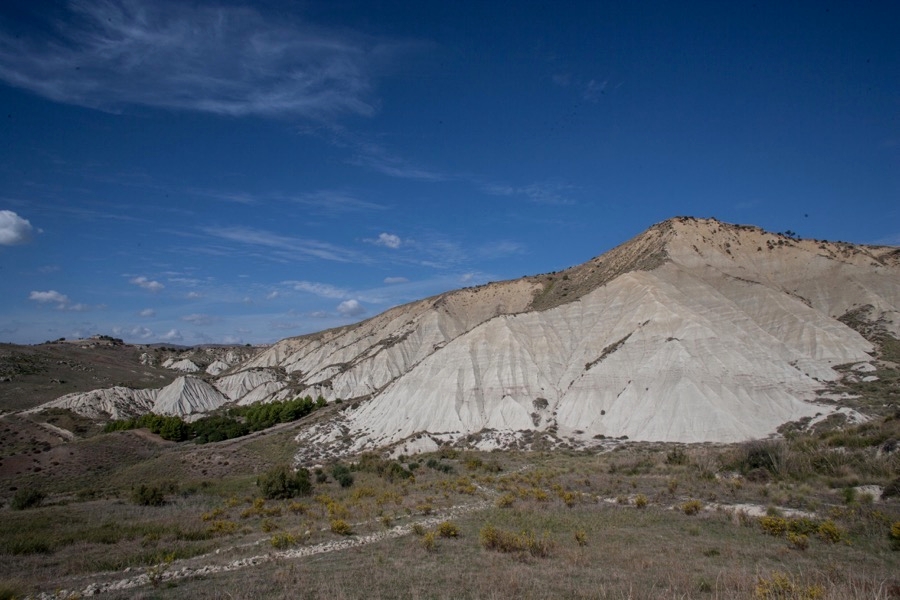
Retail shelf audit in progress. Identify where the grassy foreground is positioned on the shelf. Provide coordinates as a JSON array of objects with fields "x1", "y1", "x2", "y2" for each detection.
[{"x1": 1, "y1": 412, "x2": 899, "y2": 599}]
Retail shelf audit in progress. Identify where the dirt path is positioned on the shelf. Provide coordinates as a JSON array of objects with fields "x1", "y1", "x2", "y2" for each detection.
[{"x1": 34, "y1": 498, "x2": 491, "y2": 599}]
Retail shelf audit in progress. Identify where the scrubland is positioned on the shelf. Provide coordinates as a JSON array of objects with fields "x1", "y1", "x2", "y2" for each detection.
[{"x1": 1, "y1": 412, "x2": 899, "y2": 599}]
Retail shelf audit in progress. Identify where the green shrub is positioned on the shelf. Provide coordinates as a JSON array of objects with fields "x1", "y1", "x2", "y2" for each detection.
[
  {"x1": 496, "y1": 493, "x2": 516, "y2": 508},
  {"x1": 421, "y1": 531, "x2": 436, "y2": 552},
  {"x1": 681, "y1": 500, "x2": 703, "y2": 515},
  {"x1": 437, "y1": 521, "x2": 460, "y2": 538},
  {"x1": 270, "y1": 533, "x2": 297, "y2": 549},
  {"x1": 479, "y1": 525, "x2": 554, "y2": 557},
  {"x1": 759, "y1": 516, "x2": 788, "y2": 536},
  {"x1": 10, "y1": 488, "x2": 45, "y2": 510},
  {"x1": 754, "y1": 572, "x2": 824, "y2": 599},
  {"x1": 665, "y1": 447, "x2": 688, "y2": 465},
  {"x1": 890, "y1": 522, "x2": 900, "y2": 551},
  {"x1": 207, "y1": 520, "x2": 238, "y2": 535},
  {"x1": 132, "y1": 484, "x2": 166, "y2": 506},
  {"x1": 330, "y1": 519, "x2": 352, "y2": 535},
  {"x1": 817, "y1": 520, "x2": 843, "y2": 544},
  {"x1": 787, "y1": 532, "x2": 809, "y2": 551},
  {"x1": 332, "y1": 463, "x2": 354, "y2": 488},
  {"x1": 257, "y1": 465, "x2": 312, "y2": 499},
  {"x1": 354, "y1": 453, "x2": 414, "y2": 481}
]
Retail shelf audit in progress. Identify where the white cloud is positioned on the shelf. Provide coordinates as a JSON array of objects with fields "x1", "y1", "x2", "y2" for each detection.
[
  {"x1": 289, "y1": 280, "x2": 349, "y2": 299},
  {"x1": 130, "y1": 326, "x2": 153, "y2": 339},
  {"x1": 29, "y1": 289, "x2": 96, "y2": 311},
  {"x1": 309, "y1": 310, "x2": 330, "y2": 318},
  {"x1": 459, "y1": 273, "x2": 475, "y2": 283},
  {"x1": 0, "y1": 1, "x2": 406, "y2": 119},
  {"x1": 384, "y1": 276, "x2": 409, "y2": 284},
  {"x1": 266, "y1": 291, "x2": 280, "y2": 300},
  {"x1": 130, "y1": 276, "x2": 164, "y2": 292},
  {"x1": 186, "y1": 291, "x2": 202, "y2": 299},
  {"x1": 181, "y1": 313, "x2": 216, "y2": 325},
  {"x1": 370, "y1": 232, "x2": 402, "y2": 249},
  {"x1": 336, "y1": 299, "x2": 365, "y2": 317},
  {"x1": 160, "y1": 328, "x2": 183, "y2": 342},
  {"x1": 29, "y1": 290, "x2": 69, "y2": 305},
  {"x1": 0, "y1": 210, "x2": 35, "y2": 245},
  {"x1": 139, "y1": 308, "x2": 156, "y2": 317}
]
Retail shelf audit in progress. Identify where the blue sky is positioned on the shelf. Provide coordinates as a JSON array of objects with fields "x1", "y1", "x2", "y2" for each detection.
[{"x1": 1, "y1": 0, "x2": 897, "y2": 345}]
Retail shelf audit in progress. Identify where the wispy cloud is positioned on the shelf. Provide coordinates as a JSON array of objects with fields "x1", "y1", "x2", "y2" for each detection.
[
  {"x1": 320, "y1": 126, "x2": 449, "y2": 181},
  {"x1": 0, "y1": 0, "x2": 407, "y2": 119},
  {"x1": 582, "y1": 79, "x2": 607, "y2": 102},
  {"x1": 383, "y1": 276, "x2": 408, "y2": 284},
  {"x1": 347, "y1": 142, "x2": 448, "y2": 181},
  {"x1": 0, "y1": 210, "x2": 36, "y2": 245},
  {"x1": 477, "y1": 241, "x2": 526, "y2": 259},
  {"x1": 287, "y1": 280, "x2": 350, "y2": 299},
  {"x1": 483, "y1": 182, "x2": 576, "y2": 206},
  {"x1": 552, "y1": 72, "x2": 618, "y2": 102},
  {"x1": 191, "y1": 188, "x2": 387, "y2": 216},
  {"x1": 181, "y1": 313, "x2": 218, "y2": 326},
  {"x1": 203, "y1": 226, "x2": 366, "y2": 263},
  {"x1": 129, "y1": 276, "x2": 165, "y2": 292},
  {"x1": 292, "y1": 190, "x2": 387, "y2": 215},
  {"x1": 138, "y1": 308, "x2": 156, "y2": 317}
]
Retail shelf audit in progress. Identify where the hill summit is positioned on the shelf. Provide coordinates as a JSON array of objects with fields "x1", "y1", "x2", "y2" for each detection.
[
  {"x1": 237, "y1": 217, "x2": 895, "y2": 458},
  {"x1": 29, "y1": 217, "x2": 900, "y2": 459}
]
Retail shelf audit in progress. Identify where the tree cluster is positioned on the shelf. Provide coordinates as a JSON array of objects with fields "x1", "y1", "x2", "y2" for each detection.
[{"x1": 104, "y1": 395, "x2": 328, "y2": 443}]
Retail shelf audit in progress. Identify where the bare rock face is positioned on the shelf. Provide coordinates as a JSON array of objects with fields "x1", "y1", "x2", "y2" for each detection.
[
  {"x1": 269, "y1": 217, "x2": 898, "y2": 453},
  {"x1": 164, "y1": 359, "x2": 201, "y2": 373},
  {"x1": 29, "y1": 387, "x2": 158, "y2": 420},
  {"x1": 152, "y1": 376, "x2": 229, "y2": 417},
  {"x1": 205, "y1": 359, "x2": 231, "y2": 376},
  {"x1": 214, "y1": 369, "x2": 285, "y2": 403}
]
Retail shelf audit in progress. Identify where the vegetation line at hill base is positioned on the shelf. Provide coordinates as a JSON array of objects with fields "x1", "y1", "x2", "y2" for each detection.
[{"x1": 103, "y1": 395, "x2": 329, "y2": 443}]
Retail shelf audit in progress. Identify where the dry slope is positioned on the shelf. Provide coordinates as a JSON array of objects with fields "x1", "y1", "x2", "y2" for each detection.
[{"x1": 273, "y1": 217, "x2": 897, "y2": 453}]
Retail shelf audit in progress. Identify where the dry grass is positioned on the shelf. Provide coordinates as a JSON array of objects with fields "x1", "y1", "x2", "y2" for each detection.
[{"x1": 1, "y1": 414, "x2": 899, "y2": 598}]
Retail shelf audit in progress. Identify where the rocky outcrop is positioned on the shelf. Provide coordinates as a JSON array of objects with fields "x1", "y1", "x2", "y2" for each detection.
[
  {"x1": 205, "y1": 359, "x2": 231, "y2": 376},
  {"x1": 152, "y1": 376, "x2": 229, "y2": 417},
  {"x1": 28, "y1": 387, "x2": 158, "y2": 420}
]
